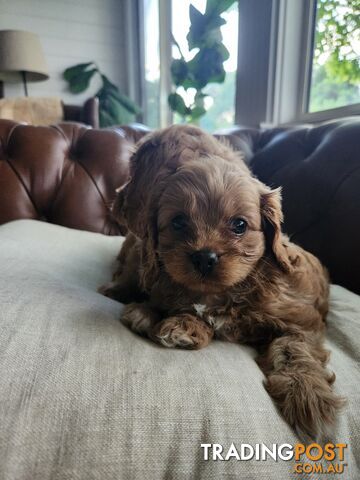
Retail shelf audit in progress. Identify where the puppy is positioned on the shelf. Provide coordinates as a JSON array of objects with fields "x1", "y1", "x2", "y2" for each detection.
[{"x1": 100, "y1": 124, "x2": 343, "y2": 438}]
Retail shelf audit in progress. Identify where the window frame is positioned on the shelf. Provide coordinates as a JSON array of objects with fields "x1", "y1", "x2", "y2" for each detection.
[
  {"x1": 137, "y1": 0, "x2": 360, "y2": 129},
  {"x1": 158, "y1": 0, "x2": 173, "y2": 127},
  {"x1": 237, "y1": 0, "x2": 360, "y2": 128},
  {"x1": 139, "y1": 0, "x2": 172, "y2": 127},
  {"x1": 123, "y1": 0, "x2": 145, "y2": 123},
  {"x1": 267, "y1": 0, "x2": 360, "y2": 125}
]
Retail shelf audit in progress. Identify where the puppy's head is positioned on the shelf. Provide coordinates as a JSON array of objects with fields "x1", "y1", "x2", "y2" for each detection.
[{"x1": 114, "y1": 125, "x2": 292, "y2": 293}]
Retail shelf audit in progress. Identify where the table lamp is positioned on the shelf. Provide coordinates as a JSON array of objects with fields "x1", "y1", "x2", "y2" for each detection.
[{"x1": 0, "y1": 30, "x2": 49, "y2": 97}]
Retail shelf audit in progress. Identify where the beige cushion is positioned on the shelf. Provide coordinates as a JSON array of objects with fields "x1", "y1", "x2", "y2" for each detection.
[
  {"x1": 0, "y1": 220, "x2": 358, "y2": 479},
  {"x1": 0, "y1": 97, "x2": 63, "y2": 126}
]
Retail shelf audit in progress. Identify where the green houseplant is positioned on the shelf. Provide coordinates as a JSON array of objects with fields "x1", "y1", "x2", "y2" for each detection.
[
  {"x1": 168, "y1": 0, "x2": 237, "y2": 123},
  {"x1": 63, "y1": 62, "x2": 141, "y2": 127}
]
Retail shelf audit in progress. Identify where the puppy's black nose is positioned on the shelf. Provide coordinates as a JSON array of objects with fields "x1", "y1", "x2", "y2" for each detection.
[{"x1": 191, "y1": 250, "x2": 219, "y2": 276}]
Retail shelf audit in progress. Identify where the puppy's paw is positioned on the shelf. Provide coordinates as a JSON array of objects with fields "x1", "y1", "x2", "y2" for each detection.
[
  {"x1": 150, "y1": 315, "x2": 214, "y2": 350},
  {"x1": 98, "y1": 282, "x2": 118, "y2": 298},
  {"x1": 98, "y1": 282, "x2": 147, "y2": 303},
  {"x1": 265, "y1": 370, "x2": 345, "y2": 439},
  {"x1": 121, "y1": 303, "x2": 160, "y2": 336}
]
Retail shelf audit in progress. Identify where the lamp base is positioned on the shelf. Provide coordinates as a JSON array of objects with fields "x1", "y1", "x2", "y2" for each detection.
[{"x1": 21, "y1": 71, "x2": 28, "y2": 97}]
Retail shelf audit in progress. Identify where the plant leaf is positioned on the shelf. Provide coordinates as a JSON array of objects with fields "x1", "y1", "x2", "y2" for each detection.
[
  {"x1": 106, "y1": 95, "x2": 127, "y2": 123},
  {"x1": 187, "y1": 5, "x2": 207, "y2": 50},
  {"x1": 68, "y1": 69, "x2": 97, "y2": 93},
  {"x1": 190, "y1": 105, "x2": 206, "y2": 119},
  {"x1": 205, "y1": 0, "x2": 237, "y2": 16},
  {"x1": 99, "y1": 75, "x2": 141, "y2": 115},
  {"x1": 99, "y1": 108, "x2": 116, "y2": 128},
  {"x1": 63, "y1": 62, "x2": 95, "y2": 81},
  {"x1": 187, "y1": 8, "x2": 225, "y2": 49},
  {"x1": 168, "y1": 93, "x2": 191, "y2": 116},
  {"x1": 187, "y1": 46, "x2": 226, "y2": 88},
  {"x1": 194, "y1": 90, "x2": 206, "y2": 109},
  {"x1": 101, "y1": 74, "x2": 119, "y2": 92},
  {"x1": 171, "y1": 59, "x2": 189, "y2": 86},
  {"x1": 107, "y1": 90, "x2": 141, "y2": 115}
]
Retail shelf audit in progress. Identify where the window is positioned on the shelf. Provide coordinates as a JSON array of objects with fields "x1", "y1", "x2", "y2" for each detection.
[
  {"x1": 142, "y1": 0, "x2": 239, "y2": 130},
  {"x1": 236, "y1": 0, "x2": 359, "y2": 127},
  {"x1": 171, "y1": 0, "x2": 238, "y2": 131},
  {"x1": 308, "y1": 0, "x2": 360, "y2": 113},
  {"x1": 140, "y1": 0, "x2": 359, "y2": 129}
]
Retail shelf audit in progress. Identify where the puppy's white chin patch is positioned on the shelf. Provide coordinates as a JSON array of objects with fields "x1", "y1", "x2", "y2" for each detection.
[{"x1": 193, "y1": 303, "x2": 206, "y2": 317}]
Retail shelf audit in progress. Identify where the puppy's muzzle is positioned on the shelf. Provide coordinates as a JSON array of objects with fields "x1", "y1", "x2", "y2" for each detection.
[{"x1": 190, "y1": 250, "x2": 219, "y2": 276}]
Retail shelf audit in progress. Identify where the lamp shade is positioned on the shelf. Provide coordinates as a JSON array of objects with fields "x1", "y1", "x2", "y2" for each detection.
[{"x1": 0, "y1": 30, "x2": 49, "y2": 82}]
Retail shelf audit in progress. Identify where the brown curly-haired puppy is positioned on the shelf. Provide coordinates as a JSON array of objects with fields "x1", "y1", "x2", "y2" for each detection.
[{"x1": 100, "y1": 124, "x2": 343, "y2": 438}]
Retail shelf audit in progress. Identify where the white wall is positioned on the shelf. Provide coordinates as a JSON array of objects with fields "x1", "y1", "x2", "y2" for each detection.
[{"x1": 0, "y1": 0, "x2": 127, "y2": 104}]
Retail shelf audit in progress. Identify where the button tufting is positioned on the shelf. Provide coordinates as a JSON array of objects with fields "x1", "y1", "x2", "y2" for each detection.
[{"x1": 0, "y1": 120, "x2": 138, "y2": 235}]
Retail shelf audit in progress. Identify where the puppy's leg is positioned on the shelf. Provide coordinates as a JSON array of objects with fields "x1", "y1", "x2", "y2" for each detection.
[
  {"x1": 121, "y1": 305, "x2": 213, "y2": 349},
  {"x1": 121, "y1": 302, "x2": 161, "y2": 336},
  {"x1": 99, "y1": 233, "x2": 146, "y2": 303},
  {"x1": 257, "y1": 331, "x2": 344, "y2": 438},
  {"x1": 150, "y1": 315, "x2": 214, "y2": 350}
]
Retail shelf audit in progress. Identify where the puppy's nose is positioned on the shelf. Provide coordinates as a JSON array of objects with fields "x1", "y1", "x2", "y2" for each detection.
[{"x1": 191, "y1": 250, "x2": 219, "y2": 276}]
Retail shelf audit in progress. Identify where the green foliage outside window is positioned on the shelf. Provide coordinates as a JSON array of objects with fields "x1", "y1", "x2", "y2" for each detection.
[{"x1": 309, "y1": 0, "x2": 360, "y2": 111}]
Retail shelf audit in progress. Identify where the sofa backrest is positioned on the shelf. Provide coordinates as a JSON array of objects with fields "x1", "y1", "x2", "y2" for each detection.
[
  {"x1": 0, "y1": 120, "x2": 146, "y2": 235},
  {"x1": 0, "y1": 118, "x2": 359, "y2": 294}
]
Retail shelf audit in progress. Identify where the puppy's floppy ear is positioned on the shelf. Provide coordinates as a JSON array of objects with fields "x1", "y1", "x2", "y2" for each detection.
[
  {"x1": 112, "y1": 180, "x2": 131, "y2": 227},
  {"x1": 112, "y1": 126, "x2": 194, "y2": 291},
  {"x1": 113, "y1": 134, "x2": 163, "y2": 238},
  {"x1": 112, "y1": 134, "x2": 166, "y2": 291},
  {"x1": 260, "y1": 187, "x2": 293, "y2": 273},
  {"x1": 117, "y1": 182, "x2": 160, "y2": 291},
  {"x1": 139, "y1": 210, "x2": 159, "y2": 291}
]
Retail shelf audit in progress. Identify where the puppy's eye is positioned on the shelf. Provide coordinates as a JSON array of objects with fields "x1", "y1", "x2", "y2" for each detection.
[
  {"x1": 230, "y1": 218, "x2": 247, "y2": 235},
  {"x1": 171, "y1": 214, "x2": 187, "y2": 231}
]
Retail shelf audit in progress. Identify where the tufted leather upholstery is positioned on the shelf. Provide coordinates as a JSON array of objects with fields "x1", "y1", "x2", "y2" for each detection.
[
  {"x1": 0, "y1": 120, "x2": 133, "y2": 235},
  {"x1": 0, "y1": 117, "x2": 359, "y2": 294}
]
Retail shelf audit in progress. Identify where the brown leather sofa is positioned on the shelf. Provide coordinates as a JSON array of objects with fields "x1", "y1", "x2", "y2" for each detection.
[
  {"x1": 63, "y1": 97, "x2": 100, "y2": 128},
  {"x1": 0, "y1": 117, "x2": 359, "y2": 294},
  {"x1": 1, "y1": 117, "x2": 360, "y2": 479}
]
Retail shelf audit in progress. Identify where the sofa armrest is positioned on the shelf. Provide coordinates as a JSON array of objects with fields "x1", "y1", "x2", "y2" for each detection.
[{"x1": 63, "y1": 97, "x2": 100, "y2": 128}]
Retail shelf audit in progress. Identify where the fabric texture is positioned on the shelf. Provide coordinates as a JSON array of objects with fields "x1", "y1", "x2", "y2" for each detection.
[
  {"x1": 0, "y1": 97, "x2": 63, "y2": 126},
  {"x1": 0, "y1": 220, "x2": 359, "y2": 480}
]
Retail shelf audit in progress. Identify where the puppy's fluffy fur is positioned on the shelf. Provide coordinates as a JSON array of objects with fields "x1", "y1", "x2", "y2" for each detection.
[{"x1": 100, "y1": 125, "x2": 343, "y2": 438}]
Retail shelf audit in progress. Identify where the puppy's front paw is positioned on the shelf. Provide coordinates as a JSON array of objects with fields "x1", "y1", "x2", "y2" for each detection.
[
  {"x1": 98, "y1": 282, "x2": 118, "y2": 299},
  {"x1": 121, "y1": 302, "x2": 160, "y2": 336},
  {"x1": 150, "y1": 315, "x2": 214, "y2": 350},
  {"x1": 265, "y1": 371, "x2": 345, "y2": 438},
  {"x1": 98, "y1": 282, "x2": 147, "y2": 303}
]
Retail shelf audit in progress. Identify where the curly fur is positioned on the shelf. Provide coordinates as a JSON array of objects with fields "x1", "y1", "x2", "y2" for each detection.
[{"x1": 100, "y1": 124, "x2": 344, "y2": 438}]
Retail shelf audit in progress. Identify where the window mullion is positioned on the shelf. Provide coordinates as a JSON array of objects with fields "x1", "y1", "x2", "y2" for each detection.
[
  {"x1": 158, "y1": 0, "x2": 172, "y2": 127},
  {"x1": 263, "y1": 0, "x2": 316, "y2": 126}
]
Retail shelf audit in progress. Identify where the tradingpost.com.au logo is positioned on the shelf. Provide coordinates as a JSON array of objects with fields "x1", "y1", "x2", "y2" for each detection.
[{"x1": 201, "y1": 443, "x2": 348, "y2": 475}]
